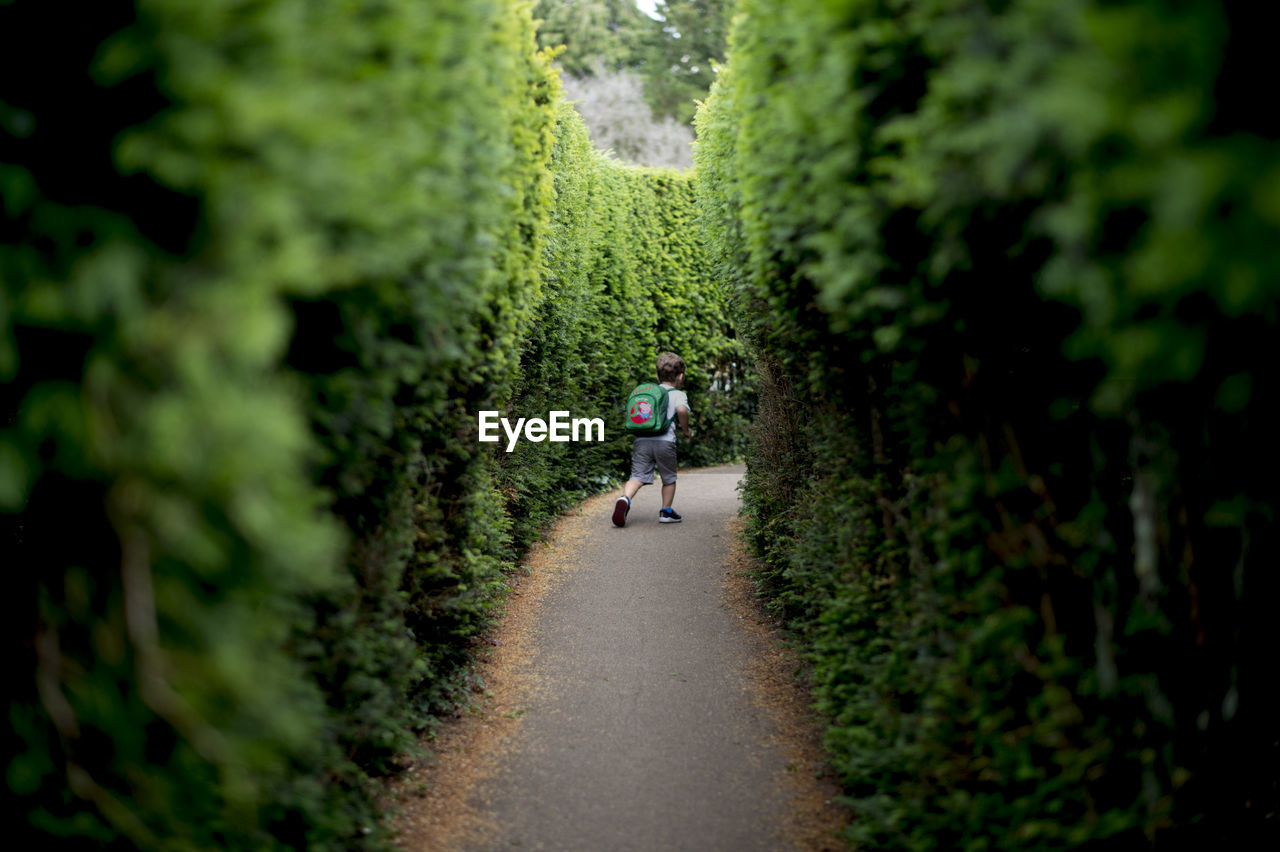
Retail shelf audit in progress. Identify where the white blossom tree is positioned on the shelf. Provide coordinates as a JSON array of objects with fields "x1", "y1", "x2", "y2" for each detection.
[{"x1": 560, "y1": 68, "x2": 694, "y2": 169}]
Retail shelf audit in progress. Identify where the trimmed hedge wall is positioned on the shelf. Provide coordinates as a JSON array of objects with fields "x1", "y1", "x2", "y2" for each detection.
[
  {"x1": 697, "y1": 0, "x2": 1278, "y2": 848},
  {"x1": 502, "y1": 99, "x2": 752, "y2": 547},
  {"x1": 3, "y1": 1, "x2": 745, "y2": 847}
]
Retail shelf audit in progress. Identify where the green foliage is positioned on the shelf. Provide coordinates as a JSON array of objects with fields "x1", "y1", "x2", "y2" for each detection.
[
  {"x1": 4, "y1": 0, "x2": 745, "y2": 847},
  {"x1": 639, "y1": 0, "x2": 732, "y2": 125},
  {"x1": 501, "y1": 101, "x2": 752, "y2": 543},
  {"x1": 533, "y1": 0, "x2": 731, "y2": 127},
  {"x1": 533, "y1": 0, "x2": 650, "y2": 77},
  {"x1": 699, "y1": 0, "x2": 1279, "y2": 847}
]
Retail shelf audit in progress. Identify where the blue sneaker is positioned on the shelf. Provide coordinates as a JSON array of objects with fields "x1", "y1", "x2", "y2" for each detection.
[
  {"x1": 658, "y1": 508, "x2": 682, "y2": 524},
  {"x1": 612, "y1": 496, "x2": 631, "y2": 527}
]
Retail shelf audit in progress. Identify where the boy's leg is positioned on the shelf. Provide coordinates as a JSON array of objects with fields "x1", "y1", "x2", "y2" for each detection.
[
  {"x1": 655, "y1": 442, "x2": 681, "y2": 521},
  {"x1": 614, "y1": 442, "x2": 655, "y2": 527}
]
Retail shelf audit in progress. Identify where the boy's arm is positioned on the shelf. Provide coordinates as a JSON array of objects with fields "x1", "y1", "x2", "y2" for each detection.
[{"x1": 676, "y1": 404, "x2": 691, "y2": 439}]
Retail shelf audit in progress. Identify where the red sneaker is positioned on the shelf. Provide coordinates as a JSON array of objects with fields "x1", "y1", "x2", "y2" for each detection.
[{"x1": 611, "y1": 496, "x2": 631, "y2": 527}]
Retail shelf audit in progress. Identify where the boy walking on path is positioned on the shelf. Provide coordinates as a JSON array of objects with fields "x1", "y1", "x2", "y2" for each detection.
[{"x1": 612, "y1": 352, "x2": 692, "y2": 527}]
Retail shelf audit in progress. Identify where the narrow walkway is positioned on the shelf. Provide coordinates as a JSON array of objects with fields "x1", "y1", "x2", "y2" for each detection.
[
  {"x1": 475, "y1": 464, "x2": 781, "y2": 851},
  {"x1": 391, "y1": 465, "x2": 847, "y2": 851}
]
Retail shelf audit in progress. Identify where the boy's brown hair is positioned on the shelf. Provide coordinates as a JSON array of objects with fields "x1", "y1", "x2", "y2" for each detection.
[{"x1": 656, "y1": 352, "x2": 686, "y2": 383}]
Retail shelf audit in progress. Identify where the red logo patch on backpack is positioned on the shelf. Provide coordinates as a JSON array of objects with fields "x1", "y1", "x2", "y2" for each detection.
[{"x1": 624, "y1": 383, "x2": 671, "y2": 436}]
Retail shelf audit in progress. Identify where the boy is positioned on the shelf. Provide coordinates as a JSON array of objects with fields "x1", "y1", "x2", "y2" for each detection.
[{"x1": 612, "y1": 352, "x2": 692, "y2": 526}]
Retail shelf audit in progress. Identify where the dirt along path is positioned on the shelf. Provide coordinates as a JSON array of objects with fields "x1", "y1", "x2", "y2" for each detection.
[{"x1": 387, "y1": 465, "x2": 850, "y2": 851}]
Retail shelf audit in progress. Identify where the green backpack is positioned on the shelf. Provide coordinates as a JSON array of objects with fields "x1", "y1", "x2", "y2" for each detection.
[{"x1": 624, "y1": 382, "x2": 673, "y2": 436}]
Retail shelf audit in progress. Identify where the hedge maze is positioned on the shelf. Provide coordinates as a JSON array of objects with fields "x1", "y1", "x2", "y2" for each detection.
[
  {"x1": 4, "y1": 0, "x2": 1276, "y2": 848},
  {"x1": 3, "y1": 1, "x2": 746, "y2": 846},
  {"x1": 698, "y1": 0, "x2": 1278, "y2": 848}
]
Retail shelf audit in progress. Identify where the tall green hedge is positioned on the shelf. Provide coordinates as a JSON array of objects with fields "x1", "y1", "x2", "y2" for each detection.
[
  {"x1": 501, "y1": 100, "x2": 753, "y2": 547},
  {"x1": 3, "y1": 0, "x2": 745, "y2": 847},
  {"x1": 698, "y1": 0, "x2": 1278, "y2": 848}
]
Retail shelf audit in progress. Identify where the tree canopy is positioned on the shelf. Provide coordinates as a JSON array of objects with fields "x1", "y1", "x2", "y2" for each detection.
[
  {"x1": 639, "y1": 1, "x2": 731, "y2": 124},
  {"x1": 533, "y1": 0, "x2": 730, "y2": 125},
  {"x1": 533, "y1": 0, "x2": 650, "y2": 77}
]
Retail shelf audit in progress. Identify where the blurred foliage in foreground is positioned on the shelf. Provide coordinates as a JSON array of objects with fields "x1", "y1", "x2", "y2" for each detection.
[
  {"x1": 698, "y1": 0, "x2": 1278, "y2": 847},
  {"x1": 1, "y1": 0, "x2": 747, "y2": 847}
]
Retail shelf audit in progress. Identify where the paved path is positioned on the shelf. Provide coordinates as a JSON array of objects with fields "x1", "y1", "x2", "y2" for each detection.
[{"x1": 469, "y1": 464, "x2": 792, "y2": 851}]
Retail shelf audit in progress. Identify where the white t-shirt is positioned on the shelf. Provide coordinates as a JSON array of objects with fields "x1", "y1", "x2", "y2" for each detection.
[{"x1": 635, "y1": 384, "x2": 689, "y2": 443}]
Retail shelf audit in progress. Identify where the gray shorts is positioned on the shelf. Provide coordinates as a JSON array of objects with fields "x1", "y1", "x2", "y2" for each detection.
[{"x1": 629, "y1": 439, "x2": 678, "y2": 484}]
